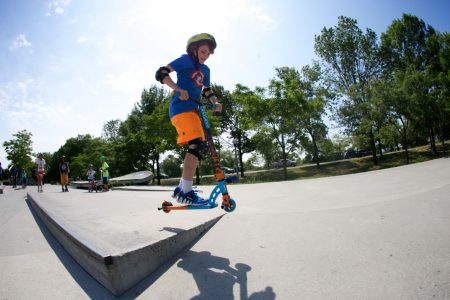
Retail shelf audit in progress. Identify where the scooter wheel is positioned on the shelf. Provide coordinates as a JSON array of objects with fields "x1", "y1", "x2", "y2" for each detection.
[
  {"x1": 222, "y1": 198, "x2": 236, "y2": 213},
  {"x1": 162, "y1": 201, "x2": 173, "y2": 213}
]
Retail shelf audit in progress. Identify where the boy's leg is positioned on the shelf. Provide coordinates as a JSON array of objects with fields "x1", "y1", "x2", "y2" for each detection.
[
  {"x1": 64, "y1": 174, "x2": 69, "y2": 191},
  {"x1": 102, "y1": 177, "x2": 109, "y2": 191},
  {"x1": 178, "y1": 153, "x2": 199, "y2": 194},
  {"x1": 170, "y1": 111, "x2": 205, "y2": 203},
  {"x1": 182, "y1": 152, "x2": 199, "y2": 181}
]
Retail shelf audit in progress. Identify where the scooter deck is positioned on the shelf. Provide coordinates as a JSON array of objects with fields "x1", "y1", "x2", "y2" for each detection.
[{"x1": 158, "y1": 201, "x2": 218, "y2": 213}]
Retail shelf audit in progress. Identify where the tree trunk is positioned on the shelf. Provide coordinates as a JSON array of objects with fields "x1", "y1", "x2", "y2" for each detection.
[
  {"x1": 310, "y1": 131, "x2": 320, "y2": 168},
  {"x1": 429, "y1": 126, "x2": 437, "y2": 154},
  {"x1": 156, "y1": 156, "x2": 161, "y2": 185},
  {"x1": 238, "y1": 146, "x2": 245, "y2": 178},
  {"x1": 369, "y1": 130, "x2": 378, "y2": 165},
  {"x1": 376, "y1": 127, "x2": 384, "y2": 159},
  {"x1": 403, "y1": 126, "x2": 410, "y2": 164},
  {"x1": 281, "y1": 135, "x2": 288, "y2": 180},
  {"x1": 441, "y1": 122, "x2": 447, "y2": 156}
]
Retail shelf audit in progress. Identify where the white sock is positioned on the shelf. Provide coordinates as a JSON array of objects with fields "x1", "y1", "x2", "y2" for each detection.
[
  {"x1": 178, "y1": 178, "x2": 184, "y2": 189},
  {"x1": 181, "y1": 179, "x2": 193, "y2": 193}
]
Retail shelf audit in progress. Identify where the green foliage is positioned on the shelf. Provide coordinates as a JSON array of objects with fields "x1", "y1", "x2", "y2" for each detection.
[
  {"x1": 160, "y1": 154, "x2": 182, "y2": 178},
  {"x1": 315, "y1": 15, "x2": 383, "y2": 165},
  {"x1": 11, "y1": 13, "x2": 449, "y2": 183},
  {"x1": 49, "y1": 134, "x2": 108, "y2": 181},
  {"x1": 3, "y1": 130, "x2": 34, "y2": 173}
]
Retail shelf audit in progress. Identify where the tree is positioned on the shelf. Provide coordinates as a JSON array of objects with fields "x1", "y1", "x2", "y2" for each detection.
[
  {"x1": 143, "y1": 97, "x2": 177, "y2": 185},
  {"x1": 372, "y1": 78, "x2": 413, "y2": 163},
  {"x1": 258, "y1": 69, "x2": 301, "y2": 179},
  {"x1": 160, "y1": 154, "x2": 182, "y2": 178},
  {"x1": 315, "y1": 16, "x2": 383, "y2": 165},
  {"x1": 50, "y1": 134, "x2": 108, "y2": 181},
  {"x1": 3, "y1": 130, "x2": 34, "y2": 172},
  {"x1": 102, "y1": 119, "x2": 122, "y2": 144},
  {"x1": 228, "y1": 84, "x2": 260, "y2": 177},
  {"x1": 430, "y1": 32, "x2": 450, "y2": 153},
  {"x1": 116, "y1": 85, "x2": 168, "y2": 176},
  {"x1": 381, "y1": 14, "x2": 440, "y2": 153},
  {"x1": 297, "y1": 63, "x2": 329, "y2": 167}
]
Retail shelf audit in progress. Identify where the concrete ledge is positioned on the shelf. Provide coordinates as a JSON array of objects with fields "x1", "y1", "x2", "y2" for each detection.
[
  {"x1": 27, "y1": 190, "x2": 223, "y2": 295},
  {"x1": 112, "y1": 186, "x2": 174, "y2": 192}
]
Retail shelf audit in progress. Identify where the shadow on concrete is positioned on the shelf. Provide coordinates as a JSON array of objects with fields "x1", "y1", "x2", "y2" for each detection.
[
  {"x1": 25, "y1": 197, "x2": 116, "y2": 300},
  {"x1": 177, "y1": 250, "x2": 276, "y2": 300}
]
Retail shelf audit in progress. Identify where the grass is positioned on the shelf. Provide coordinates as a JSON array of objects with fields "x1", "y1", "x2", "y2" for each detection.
[{"x1": 155, "y1": 141, "x2": 449, "y2": 186}]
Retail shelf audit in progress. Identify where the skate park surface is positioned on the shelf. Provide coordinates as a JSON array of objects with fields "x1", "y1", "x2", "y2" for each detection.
[{"x1": 1, "y1": 158, "x2": 450, "y2": 299}]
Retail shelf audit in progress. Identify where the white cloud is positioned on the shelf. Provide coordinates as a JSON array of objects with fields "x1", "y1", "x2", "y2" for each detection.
[
  {"x1": 103, "y1": 69, "x2": 145, "y2": 93},
  {"x1": 0, "y1": 79, "x2": 71, "y2": 123},
  {"x1": 46, "y1": 0, "x2": 72, "y2": 16},
  {"x1": 120, "y1": 0, "x2": 276, "y2": 36},
  {"x1": 10, "y1": 34, "x2": 31, "y2": 50},
  {"x1": 77, "y1": 36, "x2": 89, "y2": 44}
]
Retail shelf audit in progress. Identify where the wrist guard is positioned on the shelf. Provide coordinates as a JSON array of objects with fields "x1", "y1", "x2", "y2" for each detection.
[{"x1": 202, "y1": 87, "x2": 216, "y2": 100}]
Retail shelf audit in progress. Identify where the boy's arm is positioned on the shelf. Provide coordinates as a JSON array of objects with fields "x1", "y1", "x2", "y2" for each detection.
[
  {"x1": 202, "y1": 87, "x2": 222, "y2": 112},
  {"x1": 155, "y1": 65, "x2": 189, "y2": 100}
]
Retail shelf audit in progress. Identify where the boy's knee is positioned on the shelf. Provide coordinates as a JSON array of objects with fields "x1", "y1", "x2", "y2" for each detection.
[{"x1": 187, "y1": 138, "x2": 209, "y2": 160}]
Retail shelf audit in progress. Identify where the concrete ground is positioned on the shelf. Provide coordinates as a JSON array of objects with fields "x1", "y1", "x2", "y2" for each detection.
[{"x1": 1, "y1": 158, "x2": 450, "y2": 299}]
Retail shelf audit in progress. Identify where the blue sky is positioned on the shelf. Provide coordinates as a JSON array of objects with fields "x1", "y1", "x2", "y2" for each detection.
[{"x1": 1, "y1": 0, "x2": 450, "y2": 166}]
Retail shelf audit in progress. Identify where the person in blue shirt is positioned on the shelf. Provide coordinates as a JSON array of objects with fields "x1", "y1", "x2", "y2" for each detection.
[{"x1": 155, "y1": 33, "x2": 222, "y2": 205}]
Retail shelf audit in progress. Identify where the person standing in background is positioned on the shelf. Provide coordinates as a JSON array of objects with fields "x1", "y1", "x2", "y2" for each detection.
[
  {"x1": 59, "y1": 155, "x2": 70, "y2": 192},
  {"x1": 35, "y1": 154, "x2": 46, "y2": 193},
  {"x1": 99, "y1": 155, "x2": 109, "y2": 192}
]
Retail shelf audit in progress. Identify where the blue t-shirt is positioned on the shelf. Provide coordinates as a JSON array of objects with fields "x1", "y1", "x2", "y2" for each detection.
[{"x1": 168, "y1": 54, "x2": 210, "y2": 118}]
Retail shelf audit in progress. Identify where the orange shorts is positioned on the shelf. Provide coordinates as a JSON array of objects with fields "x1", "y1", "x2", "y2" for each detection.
[
  {"x1": 170, "y1": 110, "x2": 205, "y2": 145},
  {"x1": 60, "y1": 173, "x2": 69, "y2": 185}
]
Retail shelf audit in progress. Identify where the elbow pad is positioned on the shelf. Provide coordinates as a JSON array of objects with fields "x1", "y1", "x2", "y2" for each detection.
[{"x1": 155, "y1": 66, "x2": 171, "y2": 84}]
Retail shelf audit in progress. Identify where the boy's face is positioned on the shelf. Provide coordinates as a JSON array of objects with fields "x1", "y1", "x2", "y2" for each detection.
[{"x1": 197, "y1": 44, "x2": 211, "y2": 64}]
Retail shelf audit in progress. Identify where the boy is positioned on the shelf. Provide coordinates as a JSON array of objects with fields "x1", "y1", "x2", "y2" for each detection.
[
  {"x1": 86, "y1": 164, "x2": 97, "y2": 193},
  {"x1": 59, "y1": 155, "x2": 70, "y2": 192},
  {"x1": 35, "y1": 154, "x2": 46, "y2": 193},
  {"x1": 155, "y1": 33, "x2": 222, "y2": 205},
  {"x1": 99, "y1": 155, "x2": 109, "y2": 192}
]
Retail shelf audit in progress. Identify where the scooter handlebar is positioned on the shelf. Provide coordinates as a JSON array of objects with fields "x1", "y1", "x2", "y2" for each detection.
[{"x1": 174, "y1": 91, "x2": 221, "y2": 115}]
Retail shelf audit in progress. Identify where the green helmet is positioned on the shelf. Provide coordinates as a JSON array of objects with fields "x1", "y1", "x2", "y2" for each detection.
[{"x1": 186, "y1": 33, "x2": 217, "y2": 55}]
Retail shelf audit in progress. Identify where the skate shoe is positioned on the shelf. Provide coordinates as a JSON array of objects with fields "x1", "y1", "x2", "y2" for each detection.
[
  {"x1": 177, "y1": 190, "x2": 208, "y2": 206},
  {"x1": 172, "y1": 186, "x2": 182, "y2": 199}
]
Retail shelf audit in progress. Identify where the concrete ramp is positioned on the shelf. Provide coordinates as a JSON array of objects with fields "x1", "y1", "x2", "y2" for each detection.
[{"x1": 27, "y1": 186, "x2": 224, "y2": 295}]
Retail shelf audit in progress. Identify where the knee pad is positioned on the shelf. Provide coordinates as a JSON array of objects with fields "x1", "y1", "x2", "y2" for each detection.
[{"x1": 187, "y1": 138, "x2": 209, "y2": 161}]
